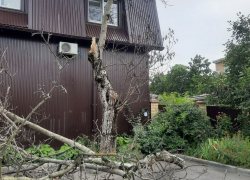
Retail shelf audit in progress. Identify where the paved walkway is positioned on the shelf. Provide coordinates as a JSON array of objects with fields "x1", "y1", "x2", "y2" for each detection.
[{"x1": 67, "y1": 161, "x2": 250, "y2": 180}]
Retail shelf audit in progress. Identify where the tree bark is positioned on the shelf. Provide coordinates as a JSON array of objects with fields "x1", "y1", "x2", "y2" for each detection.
[
  {"x1": 88, "y1": 39, "x2": 119, "y2": 152},
  {"x1": 87, "y1": 0, "x2": 119, "y2": 153}
]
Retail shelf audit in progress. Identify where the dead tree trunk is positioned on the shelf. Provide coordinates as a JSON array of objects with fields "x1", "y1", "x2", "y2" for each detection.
[
  {"x1": 87, "y1": 0, "x2": 118, "y2": 153},
  {"x1": 88, "y1": 41, "x2": 119, "y2": 152}
]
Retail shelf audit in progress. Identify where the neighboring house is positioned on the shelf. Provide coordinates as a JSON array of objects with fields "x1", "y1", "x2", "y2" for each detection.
[
  {"x1": 212, "y1": 58, "x2": 228, "y2": 73},
  {"x1": 0, "y1": 0, "x2": 162, "y2": 147},
  {"x1": 190, "y1": 94, "x2": 209, "y2": 111}
]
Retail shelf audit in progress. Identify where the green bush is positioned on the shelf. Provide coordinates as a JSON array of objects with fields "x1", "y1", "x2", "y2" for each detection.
[
  {"x1": 117, "y1": 137, "x2": 132, "y2": 148},
  {"x1": 25, "y1": 135, "x2": 95, "y2": 161},
  {"x1": 117, "y1": 136, "x2": 141, "y2": 154},
  {"x1": 196, "y1": 133, "x2": 250, "y2": 168},
  {"x1": 26, "y1": 145, "x2": 55, "y2": 157},
  {"x1": 158, "y1": 92, "x2": 194, "y2": 106},
  {"x1": 3, "y1": 147, "x2": 22, "y2": 165},
  {"x1": 214, "y1": 112, "x2": 235, "y2": 138},
  {"x1": 56, "y1": 143, "x2": 81, "y2": 160},
  {"x1": 136, "y1": 93, "x2": 214, "y2": 154},
  {"x1": 237, "y1": 113, "x2": 250, "y2": 137},
  {"x1": 56, "y1": 134, "x2": 95, "y2": 160}
]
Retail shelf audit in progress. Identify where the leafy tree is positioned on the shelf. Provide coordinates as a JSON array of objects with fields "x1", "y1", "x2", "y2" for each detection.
[
  {"x1": 188, "y1": 55, "x2": 211, "y2": 76},
  {"x1": 150, "y1": 56, "x2": 212, "y2": 96},
  {"x1": 202, "y1": 13, "x2": 250, "y2": 108},
  {"x1": 167, "y1": 65, "x2": 189, "y2": 94},
  {"x1": 150, "y1": 64, "x2": 189, "y2": 95},
  {"x1": 197, "y1": 13, "x2": 250, "y2": 136},
  {"x1": 187, "y1": 55, "x2": 212, "y2": 95},
  {"x1": 150, "y1": 73, "x2": 166, "y2": 94}
]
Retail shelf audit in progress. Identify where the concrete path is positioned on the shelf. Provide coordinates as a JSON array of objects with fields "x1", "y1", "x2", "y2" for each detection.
[{"x1": 67, "y1": 161, "x2": 250, "y2": 180}]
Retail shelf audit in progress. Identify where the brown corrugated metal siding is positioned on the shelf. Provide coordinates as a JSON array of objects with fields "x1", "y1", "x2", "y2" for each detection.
[
  {"x1": 28, "y1": 0, "x2": 86, "y2": 37},
  {"x1": 0, "y1": 31, "x2": 93, "y2": 148},
  {"x1": 0, "y1": 0, "x2": 161, "y2": 148},
  {"x1": 0, "y1": 30, "x2": 149, "y2": 148}
]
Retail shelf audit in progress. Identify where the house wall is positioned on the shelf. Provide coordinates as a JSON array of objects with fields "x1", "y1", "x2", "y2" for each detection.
[
  {"x1": 215, "y1": 62, "x2": 225, "y2": 73},
  {"x1": 0, "y1": 30, "x2": 149, "y2": 148},
  {"x1": 28, "y1": 0, "x2": 86, "y2": 37},
  {"x1": 0, "y1": 0, "x2": 160, "y2": 148}
]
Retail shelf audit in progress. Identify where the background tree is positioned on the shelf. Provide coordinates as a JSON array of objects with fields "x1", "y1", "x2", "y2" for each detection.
[
  {"x1": 150, "y1": 55, "x2": 211, "y2": 96},
  {"x1": 150, "y1": 64, "x2": 189, "y2": 94},
  {"x1": 197, "y1": 13, "x2": 250, "y2": 136},
  {"x1": 187, "y1": 55, "x2": 211, "y2": 95},
  {"x1": 150, "y1": 73, "x2": 165, "y2": 94}
]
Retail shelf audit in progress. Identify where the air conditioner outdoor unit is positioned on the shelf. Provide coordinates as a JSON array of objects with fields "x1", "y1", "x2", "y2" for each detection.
[{"x1": 59, "y1": 42, "x2": 78, "y2": 55}]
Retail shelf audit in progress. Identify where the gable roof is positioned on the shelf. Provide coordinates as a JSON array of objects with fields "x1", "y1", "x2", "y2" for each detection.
[
  {"x1": 125, "y1": 0, "x2": 163, "y2": 47},
  {"x1": 212, "y1": 58, "x2": 225, "y2": 64},
  {"x1": 0, "y1": 0, "x2": 163, "y2": 49}
]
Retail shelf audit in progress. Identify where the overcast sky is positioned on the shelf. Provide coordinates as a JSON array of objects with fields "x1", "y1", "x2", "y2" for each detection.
[{"x1": 156, "y1": 0, "x2": 250, "y2": 71}]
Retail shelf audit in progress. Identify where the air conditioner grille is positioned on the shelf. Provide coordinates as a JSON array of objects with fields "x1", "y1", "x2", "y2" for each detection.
[
  {"x1": 59, "y1": 42, "x2": 78, "y2": 55},
  {"x1": 61, "y1": 43, "x2": 71, "y2": 52}
]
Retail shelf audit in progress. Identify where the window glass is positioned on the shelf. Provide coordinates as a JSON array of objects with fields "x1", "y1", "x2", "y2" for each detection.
[
  {"x1": 89, "y1": 0, "x2": 102, "y2": 22},
  {"x1": 0, "y1": 0, "x2": 21, "y2": 10},
  {"x1": 104, "y1": 0, "x2": 118, "y2": 26}
]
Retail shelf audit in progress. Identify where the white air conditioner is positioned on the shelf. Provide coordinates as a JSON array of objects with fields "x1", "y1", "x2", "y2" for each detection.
[{"x1": 59, "y1": 42, "x2": 78, "y2": 55}]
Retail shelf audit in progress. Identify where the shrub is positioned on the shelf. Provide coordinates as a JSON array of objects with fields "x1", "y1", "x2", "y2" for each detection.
[
  {"x1": 56, "y1": 143, "x2": 81, "y2": 160},
  {"x1": 117, "y1": 136, "x2": 132, "y2": 148},
  {"x1": 214, "y1": 112, "x2": 235, "y2": 138},
  {"x1": 57, "y1": 134, "x2": 98, "y2": 160},
  {"x1": 237, "y1": 113, "x2": 250, "y2": 137},
  {"x1": 3, "y1": 147, "x2": 22, "y2": 165},
  {"x1": 26, "y1": 144, "x2": 55, "y2": 157},
  {"x1": 117, "y1": 136, "x2": 141, "y2": 155},
  {"x1": 158, "y1": 92, "x2": 194, "y2": 106},
  {"x1": 196, "y1": 132, "x2": 250, "y2": 168},
  {"x1": 137, "y1": 93, "x2": 214, "y2": 154}
]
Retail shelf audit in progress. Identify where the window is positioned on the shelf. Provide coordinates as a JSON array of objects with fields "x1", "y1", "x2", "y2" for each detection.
[
  {"x1": 88, "y1": 0, "x2": 118, "y2": 26},
  {"x1": 0, "y1": 0, "x2": 21, "y2": 10}
]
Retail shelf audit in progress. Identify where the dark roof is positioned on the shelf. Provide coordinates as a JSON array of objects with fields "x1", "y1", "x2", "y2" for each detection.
[
  {"x1": 0, "y1": 10, "x2": 27, "y2": 27},
  {"x1": 212, "y1": 58, "x2": 225, "y2": 64},
  {"x1": 125, "y1": 0, "x2": 163, "y2": 47},
  {"x1": 190, "y1": 94, "x2": 209, "y2": 101},
  {"x1": 0, "y1": 0, "x2": 162, "y2": 48},
  {"x1": 86, "y1": 24, "x2": 129, "y2": 43}
]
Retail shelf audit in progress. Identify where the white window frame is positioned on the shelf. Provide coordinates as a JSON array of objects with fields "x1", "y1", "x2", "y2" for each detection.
[
  {"x1": 88, "y1": 0, "x2": 118, "y2": 27},
  {"x1": 0, "y1": 0, "x2": 22, "y2": 11}
]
